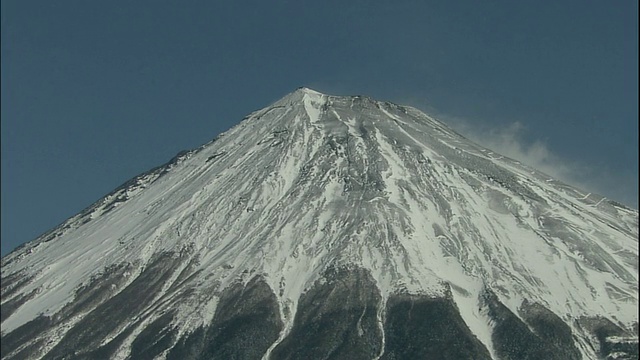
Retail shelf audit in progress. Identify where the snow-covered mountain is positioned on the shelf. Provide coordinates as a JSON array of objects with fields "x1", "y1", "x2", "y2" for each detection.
[{"x1": 1, "y1": 88, "x2": 638, "y2": 360}]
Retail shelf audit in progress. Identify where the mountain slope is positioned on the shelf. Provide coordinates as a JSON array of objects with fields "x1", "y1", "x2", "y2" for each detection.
[{"x1": 2, "y1": 88, "x2": 638, "y2": 360}]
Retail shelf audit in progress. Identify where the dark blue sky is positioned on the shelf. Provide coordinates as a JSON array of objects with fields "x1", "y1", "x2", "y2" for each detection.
[{"x1": 2, "y1": 0, "x2": 638, "y2": 256}]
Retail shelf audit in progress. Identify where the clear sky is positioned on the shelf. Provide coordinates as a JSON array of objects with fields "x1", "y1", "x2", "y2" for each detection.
[{"x1": 2, "y1": 0, "x2": 638, "y2": 256}]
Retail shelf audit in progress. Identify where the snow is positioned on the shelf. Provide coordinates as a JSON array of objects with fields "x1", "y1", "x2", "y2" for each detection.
[
  {"x1": 450, "y1": 280, "x2": 498, "y2": 358},
  {"x1": 303, "y1": 93, "x2": 323, "y2": 123},
  {"x1": 1, "y1": 88, "x2": 637, "y2": 360}
]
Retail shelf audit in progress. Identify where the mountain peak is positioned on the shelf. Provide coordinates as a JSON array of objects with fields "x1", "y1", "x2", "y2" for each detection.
[
  {"x1": 1, "y1": 88, "x2": 637, "y2": 359},
  {"x1": 296, "y1": 86, "x2": 324, "y2": 96}
]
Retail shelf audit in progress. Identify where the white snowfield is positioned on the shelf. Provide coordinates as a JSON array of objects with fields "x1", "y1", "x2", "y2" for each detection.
[{"x1": 1, "y1": 88, "x2": 638, "y2": 359}]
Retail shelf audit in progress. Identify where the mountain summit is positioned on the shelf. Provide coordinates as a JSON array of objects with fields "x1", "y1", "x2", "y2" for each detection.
[{"x1": 2, "y1": 88, "x2": 638, "y2": 359}]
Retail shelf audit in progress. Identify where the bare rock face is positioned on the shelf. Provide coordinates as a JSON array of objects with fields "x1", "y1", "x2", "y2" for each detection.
[
  {"x1": 270, "y1": 267, "x2": 383, "y2": 360},
  {"x1": 481, "y1": 290, "x2": 581, "y2": 360},
  {"x1": 166, "y1": 276, "x2": 283, "y2": 360},
  {"x1": 381, "y1": 294, "x2": 492, "y2": 360},
  {"x1": 1, "y1": 88, "x2": 637, "y2": 359}
]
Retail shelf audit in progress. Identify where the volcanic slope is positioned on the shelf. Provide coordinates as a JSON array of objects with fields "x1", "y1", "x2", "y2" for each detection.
[{"x1": 1, "y1": 88, "x2": 638, "y2": 360}]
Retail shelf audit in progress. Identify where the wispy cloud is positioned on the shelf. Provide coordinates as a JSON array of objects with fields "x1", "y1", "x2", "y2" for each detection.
[
  {"x1": 431, "y1": 113, "x2": 638, "y2": 209},
  {"x1": 447, "y1": 119, "x2": 579, "y2": 180}
]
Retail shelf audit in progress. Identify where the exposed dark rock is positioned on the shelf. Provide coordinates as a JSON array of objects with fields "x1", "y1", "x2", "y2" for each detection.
[
  {"x1": 206, "y1": 152, "x2": 226, "y2": 162},
  {"x1": 75, "y1": 325, "x2": 136, "y2": 360},
  {"x1": 4, "y1": 338, "x2": 47, "y2": 360},
  {"x1": 484, "y1": 290, "x2": 580, "y2": 360},
  {"x1": 167, "y1": 275, "x2": 282, "y2": 360},
  {"x1": 1, "y1": 288, "x2": 39, "y2": 324},
  {"x1": 166, "y1": 257, "x2": 202, "y2": 294},
  {"x1": 42, "y1": 253, "x2": 183, "y2": 359},
  {"x1": 167, "y1": 326, "x2": 207, "y2": 360},
  {"x1": 128, "y1": 312, "x2": 178, "y2": 360},
  {"x1": 57, "y1": 263, "x2": 135, "y2": 320},
  {"x1": 271, "y1": 266, "x2": 383, "y2": 360},
  {"x1": 0, "y1": 315, "x2": 52, "y2": 360},
  {"x1": 381, "y1": 293, "x2": 491, "y2": 360},
  {"x1": 578, "y1": 316, "x2": 639, "y2": 360},
  {"x1": 518, "y1": 300, "x2": 581, "y2": 360},
  {"x1": 1, "y1": 262, "x2": 137, "y2": 359},
  {"x1": 0, "y1": 271, "x2": 34, "y2": 301}
]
